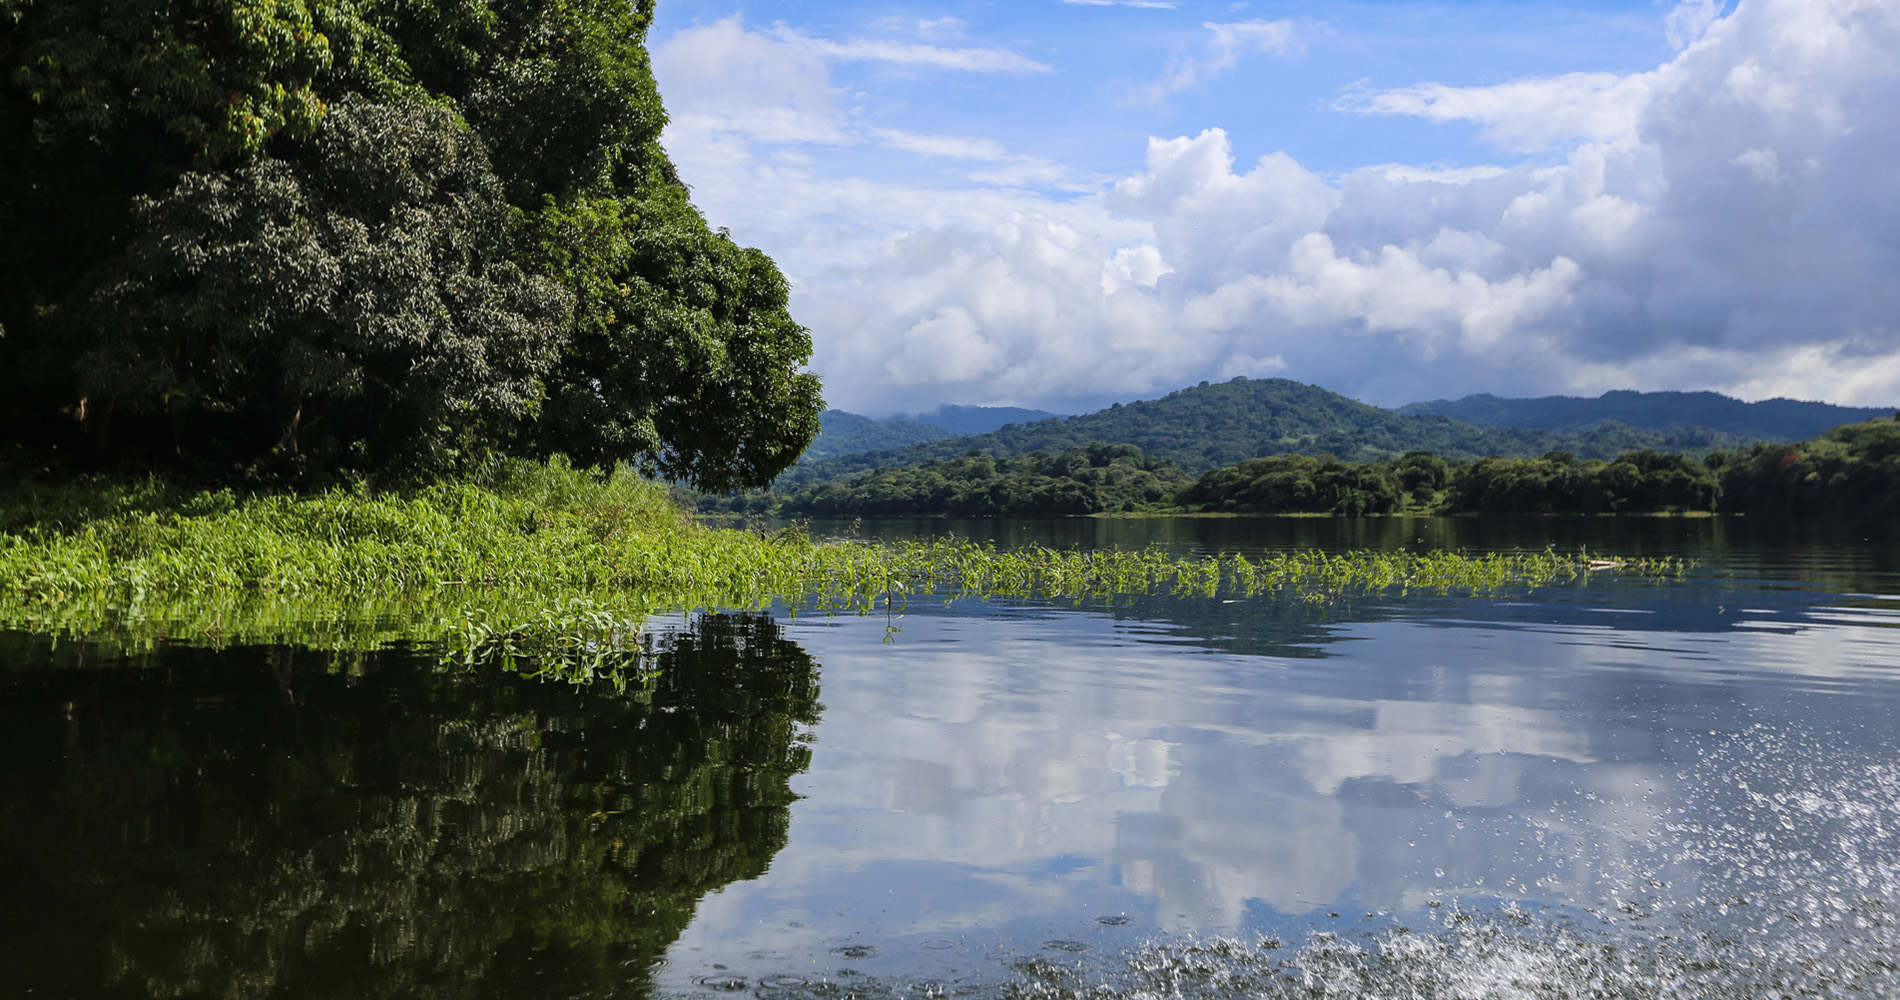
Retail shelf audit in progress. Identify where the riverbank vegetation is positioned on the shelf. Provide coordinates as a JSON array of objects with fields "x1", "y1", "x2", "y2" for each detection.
[
  {"x1": 773, "y1": 444, "x2": 1193, "y2": 517},
  {"x1": 0, "y1": 459, "x2": 1682, "y2": 670},
  {"x1": 1181, "y1": 448, "x2": 1721, "y2": 516}
]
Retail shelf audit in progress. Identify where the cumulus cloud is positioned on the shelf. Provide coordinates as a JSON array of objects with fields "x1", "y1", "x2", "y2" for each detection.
[
  {"x1": 1666, "y1": 0, "x2": 1726, "y2": 50},
  {"x1": 1135, "y1": 19, "x2": 1299, "y2": 106},
  {"x1": 660, "y1": 0, "x2": 1900, "y2": 414}
]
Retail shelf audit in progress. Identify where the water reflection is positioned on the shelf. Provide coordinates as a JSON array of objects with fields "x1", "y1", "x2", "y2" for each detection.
[
  {"x1": 0, "y1": 614, "x2": 819, "y2": 1000},
  {"x1": 668, "y1": 568, "x2": 1900, "y2": 991}
]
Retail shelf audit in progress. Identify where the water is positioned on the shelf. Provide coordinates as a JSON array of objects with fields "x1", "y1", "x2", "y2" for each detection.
[{"x1": 5, "y1": 516, "x2": 1900, "y2": 998}]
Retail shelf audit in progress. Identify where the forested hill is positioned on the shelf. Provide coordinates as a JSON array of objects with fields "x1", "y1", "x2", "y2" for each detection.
[
  {"x1": 1399, "y1": 390, "x2": 1892, "y2": 441},
  {"x1": 780, "y1": 378, "x2": 1739, "y2": 487},
  {"x1": 801, "y1": 411, "x2": 957, "y2": 463}
]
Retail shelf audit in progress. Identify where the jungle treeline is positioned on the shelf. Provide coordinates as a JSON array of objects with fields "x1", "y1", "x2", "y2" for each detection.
[
  {"x1": 771, "y1": 443, "x2": 1193, "y2": 517},
  {"x1": 747, "y1": 418, "x2": 1900, "y2": 518}
]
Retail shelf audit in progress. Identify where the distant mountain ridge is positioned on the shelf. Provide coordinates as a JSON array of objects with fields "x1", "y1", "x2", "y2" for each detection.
[
  {"x1": 1399, "y1": 390, "x2": 1892, "y2": 441},
  {"x1": 909, "y1": 404, "x2": 1063, "y2": 435},
  {"x1": 802, "y1": 404, "x2": 1066, "y2": 463},
  {"x1": 781, "y1": 378, "x2": 1744, "y2": 488},
  {"x1": 802, "y1": 411, "x2": 954, "y2": 463}
]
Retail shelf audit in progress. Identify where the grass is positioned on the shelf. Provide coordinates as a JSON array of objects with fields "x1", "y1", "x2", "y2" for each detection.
[{"x1": 0, "y1": 459, "x2": 1690, "y2": 678}]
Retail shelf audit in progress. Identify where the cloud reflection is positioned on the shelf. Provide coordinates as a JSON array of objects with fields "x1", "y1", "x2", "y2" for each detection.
[{"x1": 677, "y1": 606, "x2": 1698, "y2": 952}]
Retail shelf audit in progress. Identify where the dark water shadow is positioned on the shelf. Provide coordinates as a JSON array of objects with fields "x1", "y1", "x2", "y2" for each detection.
[{"x1": 0, "y1": 614, "x2": 820, "y2": 1000}]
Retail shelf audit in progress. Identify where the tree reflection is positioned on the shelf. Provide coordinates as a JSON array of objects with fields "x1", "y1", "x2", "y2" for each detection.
[{"x1": 0, "y1": 614, "x2": 819, "y2": 999}]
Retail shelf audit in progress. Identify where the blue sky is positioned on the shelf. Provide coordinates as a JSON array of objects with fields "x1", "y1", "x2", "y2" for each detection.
[{"x1": 648, "y1": 0, "x2": 1900, "y2": 416}]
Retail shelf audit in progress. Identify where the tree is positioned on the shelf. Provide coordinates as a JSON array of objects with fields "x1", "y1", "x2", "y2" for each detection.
[
  {"x1": 0, "y1": 0, "x2": 821, "y2": 487},
  {"x1": 72, "y1": 97, "x2": 569, "y2": 478}
]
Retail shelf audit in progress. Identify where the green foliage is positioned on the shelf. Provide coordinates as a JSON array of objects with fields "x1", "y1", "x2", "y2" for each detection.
[
  {"x1": 0, "y1": 0, "x2": 819, "y2": 489},
  {"x1": 3, "y1": 0, "x2": 336, "y2": 165},
  {"x1": 530, "y1": 188, "x2": 823, "y2": 493},
  {"x1": 783, "y1": 378, "x2": 1740, "y2": 488},
  {"x1": 1177, "y1": 454, "x2": 1407, "y2": 515},
  {"x1": 777, "y1": 418, "x2": 1900, "y2": 519},
  {"x1": 780, "y1": 442, "x2": 1192, "y2": 517},
  {"x1": 0, "y1": 461, "x2": 1683, "y2": 657},
  {"x1": 1710, "y1": 418, "x2": 1900, "y2": 517},
  {"x1": 74, "y1": 96, "x2": 569, "y2": 479},
  {"x1": 1178, "y1": 448, "x2": 1721, "y2": 515},
  {"x1": 1445, "y1": 450, "x2": 1720, "y2": 514}
]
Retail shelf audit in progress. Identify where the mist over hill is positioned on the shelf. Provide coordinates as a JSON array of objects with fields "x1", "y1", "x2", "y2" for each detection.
[
  {"x1": 802, "y1": 412, "x2": 956, "y2": 463},
  {"x1": 908, "y1": 404, "x2": 1063, "y2": 435},
  {"x1": 802, "y1": 405, "x2": 1066, "y2": 463},
  {"x1": 1400, "y1": 391, "x2": 1893, "y2": 442},
  {"x1": 781, "y1": 378, "x2": 1742, "y2": 488}
]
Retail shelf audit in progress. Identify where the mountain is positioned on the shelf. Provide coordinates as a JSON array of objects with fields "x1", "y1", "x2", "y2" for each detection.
[
  {"x1": 907, "y1": 404, "x2": 1063, "y2": 435},
  {"x1": 799, "y1": 411, "x2": 957, "y2": 463},
  {"x1": 1399, "y1": 390, "x2": 1893, "y2": 442},
  {"x1": 800, "y1": 405, "x2": 1066, "y2": 463},
  {"x1": 779, "y1": 377, "x2": 1742, "y2": 488}
]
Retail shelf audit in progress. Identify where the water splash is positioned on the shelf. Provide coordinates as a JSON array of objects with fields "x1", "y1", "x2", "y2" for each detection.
[{"x1": 666, "y1": 723, "x2": 1900, "y2": 1000}]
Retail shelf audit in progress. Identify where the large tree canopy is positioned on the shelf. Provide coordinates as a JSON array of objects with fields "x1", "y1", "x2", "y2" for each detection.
[{"x1": 0, "y1": 0, "x2": 822, "y2": 488}]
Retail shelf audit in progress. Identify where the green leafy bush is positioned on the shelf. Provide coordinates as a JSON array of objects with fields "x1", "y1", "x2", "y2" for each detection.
[{"x1": 0, "y1": 0, "x2": 820, "y2": 488}]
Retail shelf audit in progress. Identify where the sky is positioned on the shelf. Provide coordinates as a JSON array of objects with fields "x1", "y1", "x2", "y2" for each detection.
[{"x1": 647, "y1": 0, "x2": 1900, "y2": 417}]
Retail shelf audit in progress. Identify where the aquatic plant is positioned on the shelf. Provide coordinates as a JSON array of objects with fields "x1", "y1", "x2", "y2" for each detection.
[{"x1": 0, "y1": 460, "x2": 1688, "y2": 675}]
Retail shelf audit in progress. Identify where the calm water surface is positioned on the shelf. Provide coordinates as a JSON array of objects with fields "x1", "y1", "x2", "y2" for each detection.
[{"x1": 5, "y1": 516, "x2": 1900, "y2": 998}]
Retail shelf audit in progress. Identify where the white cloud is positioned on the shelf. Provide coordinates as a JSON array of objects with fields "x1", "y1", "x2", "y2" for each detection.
[
  {"x1": 885, "y1": 306, "x2": 1006, "y2": 383},
  {"x1": 658, "y1": 0, "x2": 1900, "y2": 415},
  {"x1": 772, "y1": 25, "x2": 1053, "y2": 74},
  {"x1": 1731, "y1": 146, "x2": 1780, "y2": 184},
  {"x1": 1134, "y1": 19, "x2": 1299, "y2": 106},
  {"x1": 648, "y1": 12, "x2": 1050, "y2": 153},
  {"x1": 1242, "y1": 232, "x2": 1583, "y2": 356},
  {"x1": 968, "y1": 159, "x2": 1091, "y2": 190},
  {"x1": 654, "y1": 17, "x2": 1066, "y2": 169},
  {"x1": 1101, "y1": 245, "x2": 1172, "y2": 296},
  {"x1": 650, "y1": 16, "x2": 844, "y2": 145},
  {"x1": 1667, "y1": 0, "x2": 1726, "y2": 50},
  {"x1": 872, "y1": 128, "x2": 1010, "y2": 161},
  {"x1": 1347, "y1": 71, "x2": 1656, "y2": 152},
  {"x1": 1372, "y1": 163, "x2": 1511, "y2": 185},
  {"x1": 912, "y1": 16, "x2": 966, "y2": 41},
  {"x1": 653, "y1": 15, "x2": 1081, "y2": 222}
]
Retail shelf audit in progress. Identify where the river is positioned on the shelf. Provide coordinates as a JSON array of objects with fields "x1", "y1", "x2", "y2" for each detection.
[{"x1": 4, "y1": 515, "x2": 1899, "y2": 998}]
